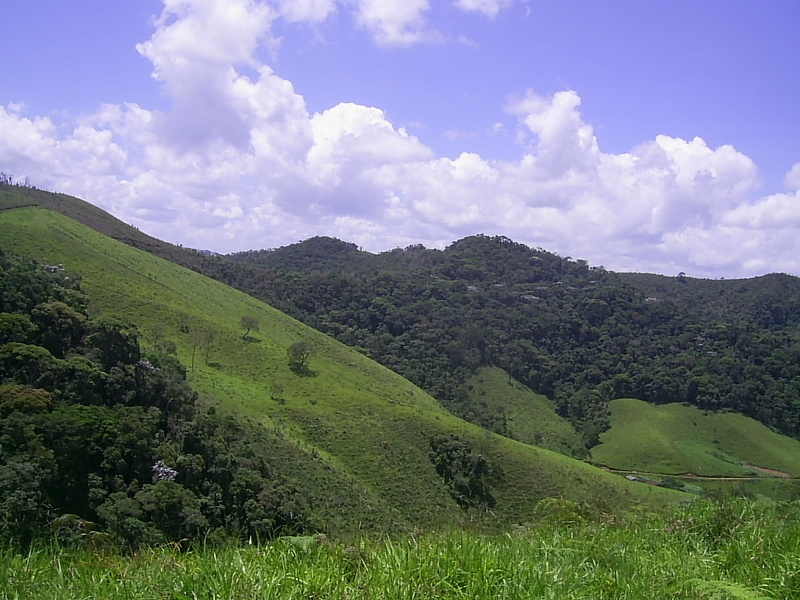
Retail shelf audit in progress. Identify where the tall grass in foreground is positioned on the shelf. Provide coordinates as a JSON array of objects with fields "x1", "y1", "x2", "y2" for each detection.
[{"x1": 2, "y1": 499, "x2": 799, "y2": 599}]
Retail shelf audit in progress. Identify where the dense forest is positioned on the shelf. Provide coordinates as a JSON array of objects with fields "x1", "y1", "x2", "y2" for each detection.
[
  {"x1": 221, "y1": 235, "x2": 800, "y2": 449},
  {"x1": 0, "y1": 250, "x2": 312, "y2": 547}
]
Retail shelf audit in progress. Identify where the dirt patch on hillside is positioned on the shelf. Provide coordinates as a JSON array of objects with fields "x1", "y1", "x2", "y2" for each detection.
[{"x1": 742, "y1": 464, "x2": 793, "y2": 479}]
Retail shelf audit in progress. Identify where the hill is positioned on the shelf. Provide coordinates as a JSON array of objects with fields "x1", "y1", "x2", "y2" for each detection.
[
  {"x1": 590, "y1": 398, "x2": 800, "y2": 499},
  {"x1": 6, "y1": 184, "x2": 800, "y2": 483},
  {"x1": 592, "y1": 398, "x2": 800, "y2": 478},
  {"x1": 0, "y1": 202, "x2": 683, "y2": 539},
  {"x1": 466, "y1": 366, "x2": 585, "y2": 457},
  {"x1": 9, "y1": 185, "x2": 800, "y2": 453},
  {"x1": 226, "y1": 234, "x2": 800, "y2": 449}
]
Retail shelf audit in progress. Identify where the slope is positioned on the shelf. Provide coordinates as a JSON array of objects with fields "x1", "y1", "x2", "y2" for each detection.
[
  {"x1": 592, "y1": 398, "x2": 800, "y2": 478},
  {"x1": 467, "y1": 367, "x2": 585, "y2": 458},
  {"x1": 0, "y1": 205, "x2": 684, "y2": 532}
]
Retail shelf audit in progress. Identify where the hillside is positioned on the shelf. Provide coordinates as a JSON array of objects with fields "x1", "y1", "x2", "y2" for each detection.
[
  {"x1": 593, "y1": 398, "x2": 800, "y2": 477},
  {"x1": 6, "y1": 183, "x2": 800, "y2": 484},
  {"x1": 9, "y1": 185, "x2": 800, "y2": 452},
  {"x1": 466, "y1": 366, "x2": 585, "y2": 457},
  {"x1": 0, "y1": 203, "x2": 683, "y2": 539},
  {"x1": 227, "y1": 234, "x2": 800, "y2": 450}
]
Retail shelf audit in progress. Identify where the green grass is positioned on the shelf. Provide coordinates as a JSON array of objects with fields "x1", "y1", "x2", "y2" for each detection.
[
  {"x1": 467, "y1": 366, "x2": 585, "y2": 456},
  {"x1": 2, "y1": 499, "x2": 799, "y2": 599},
  {"x1": 592, "y1": 398, "x2": 800, "y2": 478},
  {"x1": 0, "y1": 206, "x2": 685, "y2": 534}
]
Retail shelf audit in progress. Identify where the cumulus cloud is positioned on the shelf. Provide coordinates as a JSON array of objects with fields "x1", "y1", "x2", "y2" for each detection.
[
  {"x1": 275, "y1": 0, "x2": 336, "y2": 22},
  {"x1": 351, "y1": 0, "x2": 437, "y2": 45},
  {"x1": 0, "y1": 0, "x2": 797, "y2": 278}
]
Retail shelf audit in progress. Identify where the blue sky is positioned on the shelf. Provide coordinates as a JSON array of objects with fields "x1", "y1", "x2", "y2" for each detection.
[{"x1": 1, "y1": 0, "x2": 799, "y2": 277}]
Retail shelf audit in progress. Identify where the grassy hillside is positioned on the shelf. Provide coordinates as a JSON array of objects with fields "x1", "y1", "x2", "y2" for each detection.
[
  {"x1": 0, "y1": 206, "x2": 683, "y2": 534},
  {"x1": 592, "y1": 398, "x2": 800, "y2": 477},
  {"x1": 467, "y1": 367, "x2": 585, "y2": 457}
]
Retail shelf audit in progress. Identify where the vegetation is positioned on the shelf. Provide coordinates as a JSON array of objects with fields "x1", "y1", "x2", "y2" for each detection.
[
  {"x1": 3, "y1": 165, "x2": 800, "y2": 597},
  {"x1": 287, "y1": 340, "x2": 315, "y2": 374},
  {"x1": 9, "y1": 184, "x2": 800, "y2": 456},
  {"x1": 3, "y1": 499, "x2": 800, "y2": 599},
  {"x1": 0, "y1": 250, "x2": 312, "y2": 547},
  {"x1": 0, "y1": 201, "x2": 684, "y2": 549},
  {"x1": 466, "y1": 366, "x2": 586, "y2": 457},
  {"x1": 224, "y1": 235, "x2": 800, "y2": 451},
  {"x1": 240, "y1": 315, "x2": 259, "y2": 339}
]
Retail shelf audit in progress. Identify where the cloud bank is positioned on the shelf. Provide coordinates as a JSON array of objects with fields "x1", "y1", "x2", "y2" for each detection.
[{"x1": 0, "y1": 0, "x2": 797, "y2": 278}]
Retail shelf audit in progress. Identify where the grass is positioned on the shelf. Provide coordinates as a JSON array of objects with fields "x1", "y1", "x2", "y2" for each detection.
[
  {"x1": 467, "y1": 366, "x2": 586, "y2": 456},
  {"x1": 2, "y1": 499, "x2": 799, "y2": 599},
  {"x1": 592, "y1": 398, "x2": 800, "y2": 478}
]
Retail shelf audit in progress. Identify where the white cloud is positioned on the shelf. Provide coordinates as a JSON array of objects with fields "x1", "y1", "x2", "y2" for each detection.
[
  {"x1": 455, "y1": 0, "x2": 514, "y2": 18},
  {"x1": 351, "y1": 0, "x2": 437, "y2": 45},
  {"x1": 786, "y1": 162, "x2": 800, "y2": 190},
  {"x1": 276, "y1": 0, "x2": 336, "y2": 22},
  {"x1": 1, "y1": 0, "x2": 796, "y2": 278}
]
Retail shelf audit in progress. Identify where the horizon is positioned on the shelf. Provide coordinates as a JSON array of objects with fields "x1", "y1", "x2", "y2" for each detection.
[{"x1": 1, "y1": 0, "x2": 798, "y2": 278}]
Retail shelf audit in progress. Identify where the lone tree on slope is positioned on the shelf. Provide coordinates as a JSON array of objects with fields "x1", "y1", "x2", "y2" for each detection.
[
  {"x1": 240, "y1": 315, "x2": 260, "y2": 339},
  {"x1": 287, "y1": 340, "x2": 315, "y2": 374}
]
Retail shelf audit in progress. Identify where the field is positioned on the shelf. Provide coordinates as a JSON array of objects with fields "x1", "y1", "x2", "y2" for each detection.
[
  {"x1": 3, "y1": 499, "x2": 799, "y2": 599},
  {"x1": 592, "y1": 399, "x2": 800, "y2": 479}
]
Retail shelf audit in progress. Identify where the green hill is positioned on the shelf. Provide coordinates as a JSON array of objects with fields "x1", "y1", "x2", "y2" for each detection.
[
  {"x1": 467, "y1": 366, "x2": 585, "y2": 457},
  {"x1": 592, "y1": 398, "x2": 800, "y2": 478},
  {"x1": 0, "y1": 203, "x2": 682, "y2": 536}
]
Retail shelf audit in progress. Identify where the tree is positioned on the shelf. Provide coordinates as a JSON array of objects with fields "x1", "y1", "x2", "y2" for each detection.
[
  {"x1": 287, "y1": 340, "x2": 315, "y2": 374},
  {"x1": 84, "y1": 316, "x2": 140, "y2": 371},
  {"x1": 0, "y1": 384, "x2": 53, "y2": 416},
  {"x1": 240, "y1": 315, "x2": 259, "y2": 339},
  {"x1": 30, "y1": 302, "x2": 86, "y2": 358},
  {"x1": 428, "y1": 434, "x2": 496, "y2": 509},
  {"x1": 0, "y1": 313, "x2": 37, "y2": 344}
]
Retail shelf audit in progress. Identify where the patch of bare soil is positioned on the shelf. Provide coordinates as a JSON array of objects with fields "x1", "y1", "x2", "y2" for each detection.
[{"x1": 742, "y1": 463, "x2": 793, "y2": 479}]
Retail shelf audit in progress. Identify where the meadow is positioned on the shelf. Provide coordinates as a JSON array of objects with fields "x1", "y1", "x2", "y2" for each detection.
[
  {"x1": 592, "y1": 399, "x2": 800, "y2": 478},
  {"x1": 2, "y1": 498, "x2": 799, "y2": 599}
]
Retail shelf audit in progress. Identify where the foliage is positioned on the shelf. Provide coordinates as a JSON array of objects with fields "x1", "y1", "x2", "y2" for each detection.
[
  {"x1": 0, "y1": 252, "x2": 314, "y2": 549},
  {"x1": 429, "y1": 434, "x2": 497, "y2": 509},
  {"x1": 240, "y1": 315, "x2": 259, "y2": 339},
  {"x1": 287, "y1": 340, "x2": 315, "y2": 374},
  {"x1": 222, "y1": 234, "x2": 800, "y2": 448},
  {"x1": 7, "y1": 187, "x2": 800, "y2": 453},
  {"x1": 0, "y1": 197, "x2": 692, "y2": 544}
]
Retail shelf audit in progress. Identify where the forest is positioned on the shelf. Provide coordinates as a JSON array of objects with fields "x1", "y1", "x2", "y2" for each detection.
[
  {"x1": 219, "y1": 235, "x2": 800, "y2": 450},
  {"x1": 0, "y1": 250, "x2": 312, "y2": 547}
]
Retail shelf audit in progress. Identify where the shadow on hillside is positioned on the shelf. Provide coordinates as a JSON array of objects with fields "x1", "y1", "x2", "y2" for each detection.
[{"x1": 289, "y1": 364, "x2": 317, "y2": 377}]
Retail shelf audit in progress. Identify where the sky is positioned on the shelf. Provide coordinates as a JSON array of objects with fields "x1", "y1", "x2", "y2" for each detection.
[{"x1": 1, "y1": 0, "x2": 799, "y2": 278}]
